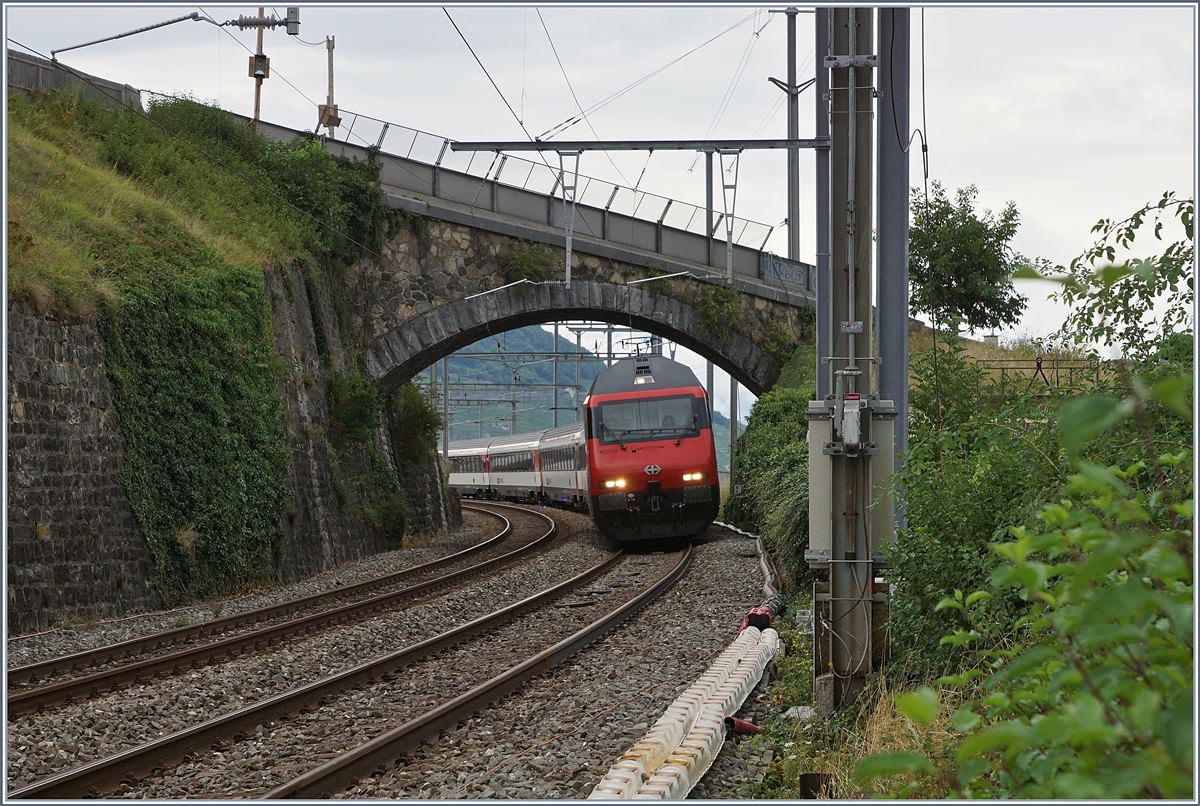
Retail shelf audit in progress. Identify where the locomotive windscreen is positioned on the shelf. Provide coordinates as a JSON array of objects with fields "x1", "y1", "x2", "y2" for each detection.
[{"x1": 593, "y1": 395, "x2": 708, "y2": 445}]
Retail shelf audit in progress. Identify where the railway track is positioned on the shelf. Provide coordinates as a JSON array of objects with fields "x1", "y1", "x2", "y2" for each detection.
[
  {"x1": 7, "y1": 506, "x2": 691, "y2": 799},
  {"x1": 6, "y1": 504, "x2": 547, "y2": 718}
]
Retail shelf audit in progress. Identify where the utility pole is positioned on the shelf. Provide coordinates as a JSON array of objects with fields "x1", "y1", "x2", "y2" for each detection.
[
  {"x1": 252, "y1": 7, "x2": 266, "y2": 126},
  {"x1": 319, "y1": 36, "x2": 341, "y2": 139},
  {"x1": 807, "y1": 7, "x2": 896, "y2": 716},
  {"x1": 441, "y1": 356, "x2": 450, "y2": 457},
  {"x1": 815, "y1": 8, "x2": 832, "y2": 400},
  {"x1": 769, "y1": 7, "x2": 802, "y2": 262},
  {"x1": 786, "y1": 8, "x2": 800, "y2": 262},
  {"x1": 237, "y1": 7, "x2": 299, "y2": 129},
  {"x1": 553, "y1": 324, "x2": 560, "y2": 428},
  {"x1": 729, "y1": 377, "x2": 738, "y2": 493},
  {"x1": 877, "y1": 8, "x2": 910, "y2": 511}
]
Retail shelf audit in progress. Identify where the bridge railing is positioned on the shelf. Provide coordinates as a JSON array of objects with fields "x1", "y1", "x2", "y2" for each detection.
[
  {"x1": 253, "y1": 111, "x2": 812, "y2": 300},
  {"x1": 328, "y1": 107, "x2": 778, "y2": 254}
]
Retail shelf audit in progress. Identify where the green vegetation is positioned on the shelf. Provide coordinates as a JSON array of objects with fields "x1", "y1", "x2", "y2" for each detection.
[
  {"x1": 854, "y1": 195, "x2": 1193, "y2": 797},
  {"x1": 909, "y1": 181, "x2": 1029, "y2": 333},
  {"x1": 694, "y1": 283, "x2": 743, "y2": 344},
  {"x1": 327, "y1": 370, "x2": 383, "y2": 446},
  {"x1": 729, "y1": 194, "x2": 1192, "y2": 799},
  {"x1": 8, "y1": 89, "x2": 417, "y2": 604},
  {"x1": 500, "y1": 239, "x2": 557, "y2": 285}
]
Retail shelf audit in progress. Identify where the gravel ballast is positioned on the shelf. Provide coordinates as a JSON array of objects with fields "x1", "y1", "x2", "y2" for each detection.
[{"x1": 7, "y1": 507, "x2": 774, "y2": 798}]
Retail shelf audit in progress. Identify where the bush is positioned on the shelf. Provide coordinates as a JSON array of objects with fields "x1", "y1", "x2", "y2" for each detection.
[
  {"x1": 500, "y1": 240, "x2": 556, "y2": 284},
  {"x1": 387, "y1": 382, "x2": 442, "y2": 463},
  {"x1": 886, "y1": 340, "x2": 1068, "y2": 675},
  {"x1": 327, "y1": 370, "x2": 382, "y2": 445}
]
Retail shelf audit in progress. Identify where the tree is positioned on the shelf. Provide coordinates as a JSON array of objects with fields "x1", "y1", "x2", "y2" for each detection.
[{"x1": 909, "y1": 181, "x2": 1029, "y2": 332}]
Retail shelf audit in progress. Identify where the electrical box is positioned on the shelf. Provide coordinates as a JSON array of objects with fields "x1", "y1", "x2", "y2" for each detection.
[
  {"x1": 249, "y1": 55, "x2": 270, "y2": 79},
  {"x1": 869, "y1": 403, "x2": 896, "y2": 562},
  {"x1": 806, "y1": 399, "x2": 897, "y2": 568},
  {"x1": 318, "y1": 104, "x2": 341, "y2": 128},
  {"x1": 805, "y1": 402, "x2": 832, "y2": 567}
]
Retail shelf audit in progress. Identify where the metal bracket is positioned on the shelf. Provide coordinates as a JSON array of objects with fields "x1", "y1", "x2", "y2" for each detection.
[
  {"x1": 824, "y1": 55, "x2": 879, "y2": 69},
  {"x1": 822, "y1": 441, "x2": 879, "y2": 457}
]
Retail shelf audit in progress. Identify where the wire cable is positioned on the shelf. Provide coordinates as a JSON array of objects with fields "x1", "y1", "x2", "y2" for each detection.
[
  {"x1": 442, "y1": 8, "x2": 531, "y2": 143},
  {"x1": 535, "y1": 9, "x2": 634, "y2": 188},
  {"x1": 669, "y1": 12, "x2": 772, "y2": 201},
  {"x1": 537, "y1": 8, "x2": 761, "y2": 141}
]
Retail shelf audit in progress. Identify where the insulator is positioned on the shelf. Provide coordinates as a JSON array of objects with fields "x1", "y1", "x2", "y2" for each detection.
[{"x1": 235, "y1": 15, "x2": 277, "y2": 29}]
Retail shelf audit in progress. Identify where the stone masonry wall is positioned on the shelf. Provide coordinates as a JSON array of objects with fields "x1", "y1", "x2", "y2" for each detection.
[
  {"x1": 265, "y1": 261, "x2": 458, "y2": 583},
  {"x1": 6, "y1": 303, "x2": 160, "y2": 635},
  {"x1": 7, "y1": 258, "x2": 461, "y2": 633}
]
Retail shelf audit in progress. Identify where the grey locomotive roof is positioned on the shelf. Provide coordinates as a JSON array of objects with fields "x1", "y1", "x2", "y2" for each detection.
[{"x1": 587, "y1": 355, "x2": 703, "y2": 396}]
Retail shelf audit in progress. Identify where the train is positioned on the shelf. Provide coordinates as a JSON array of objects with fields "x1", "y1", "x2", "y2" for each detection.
[{"x1": 447, "y1": 354, "x2": 721, "y2": 543}]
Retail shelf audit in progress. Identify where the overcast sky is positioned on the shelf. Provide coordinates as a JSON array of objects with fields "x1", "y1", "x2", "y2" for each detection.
[{"x1": 6, "y1": 4, "x2": 1196, "y2": 419}]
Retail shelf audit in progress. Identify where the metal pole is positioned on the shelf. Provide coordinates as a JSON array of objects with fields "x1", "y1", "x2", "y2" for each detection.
[
  {"x1": 559, "y1": 151, "x2": 580, "y2": 289},
  {"x1": 815, "y1": 7, "x2": 832, "y2": 400},
  {"x1": 706, "y1": 151, "x2": 714, "y2": 267},
  {"x1": 706, "y1": 360, "x2": 715, "y2": 418},
  {"x1": 826, "y1": 6, "x2": 876, "y2": 711},
  {"x1": 441, "y1": 356, "x2": 450, "y2": 457},
  {"x1": 729, "y1": 377, "x2": 738, "y2": 492},
  {"x1": 787, "y1": 7, "x2": 800, "y2": 262},
  {"x1": 253, "y1": 7, "x2": 265, "y2": 126},
  {"x1": 553, "y1": 324, "x2": 560, "y2": 428},
  {"x1": 878, "y1": 8, "x2": 910, "y2": 503},
  {"x1": 607, "y1": 324, "x2": 613, "y2": 368},
  {"x1": 325, "y1": 36, "x2": 336, "y2": 139},
  {"x1": 575, "y1": 331, "x2": 583, "y2": 422},
  {"x1": 478, "y1": 401, "x2": 483, "y2": 438}
]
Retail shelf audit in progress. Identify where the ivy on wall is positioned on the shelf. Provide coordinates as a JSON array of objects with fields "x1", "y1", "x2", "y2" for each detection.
[{"x1": 97, "y1": 229, "x2": 288, "y2": 605}]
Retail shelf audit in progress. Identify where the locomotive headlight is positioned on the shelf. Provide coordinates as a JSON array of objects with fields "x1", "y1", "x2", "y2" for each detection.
[
  {"x1": 682, "y1": 472, "x2": 706, "y2": 482},
  {"x1": 603, "y1": 478, "x2": 627, "y2": 489}
]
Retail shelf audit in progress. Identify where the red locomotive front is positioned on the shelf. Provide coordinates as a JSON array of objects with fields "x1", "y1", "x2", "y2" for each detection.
[{"x1": 584, "y1": 355, "x2": 720, "y2": 543}]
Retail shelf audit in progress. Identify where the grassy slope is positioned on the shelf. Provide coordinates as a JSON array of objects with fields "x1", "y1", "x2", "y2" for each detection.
[{"x1": 6, "y1": 93, "x2": 315, "y2": 603}]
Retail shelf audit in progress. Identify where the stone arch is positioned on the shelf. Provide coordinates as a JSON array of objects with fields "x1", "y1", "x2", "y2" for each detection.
[{"x1": 365, "y1": 281, "x2": 781, "y2": 397}]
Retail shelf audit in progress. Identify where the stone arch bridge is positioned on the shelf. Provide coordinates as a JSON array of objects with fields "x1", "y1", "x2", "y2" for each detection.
[{"x1": 344, "y1": 214, "x2": 812, "y2": 399}]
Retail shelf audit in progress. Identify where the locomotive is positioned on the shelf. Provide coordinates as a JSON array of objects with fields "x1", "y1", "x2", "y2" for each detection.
[{"x1": 446, "y1": 354, "x2": 720, "y2": 543}]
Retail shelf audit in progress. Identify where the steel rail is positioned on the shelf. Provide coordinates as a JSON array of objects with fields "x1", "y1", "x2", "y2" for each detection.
[
  {"x1": 6, "y1": 507, "x2": 614, "y2": 800},
  {"x1": 7, "y1": 505, "x2": 509, "y2": 689},
  {"x1": 7, "y1": 505, "x2": 549, "y2": 718},
  {"x1": 263, "y1": 543, "x2": 694, "y2": 799}
]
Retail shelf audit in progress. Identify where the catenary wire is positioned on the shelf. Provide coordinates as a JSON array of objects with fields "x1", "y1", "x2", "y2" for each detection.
[
  {"x1": 537, "y1": 8, "x2": 761, "y2": 141},
  {"x1": 442, "y1": 8, "x2": 554, "y2": 178},
  {"x1": 536, "y1": 9, "x2": 634, "y2": 188},
  {"x1": 668, "y1": 12, "x2": 773, "y2": 202}
]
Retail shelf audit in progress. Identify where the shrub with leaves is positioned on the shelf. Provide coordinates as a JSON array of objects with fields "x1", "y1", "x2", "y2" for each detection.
[
  {"x1": 857, "y1": 194, "x2": 1194, "y2": 799},
  {"x1": 886, "y1": 337, "x2": 1071, "y2": 676},
  {"x1": 1050, "y1": 192, "x2": 1193, "y2": 360}
]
